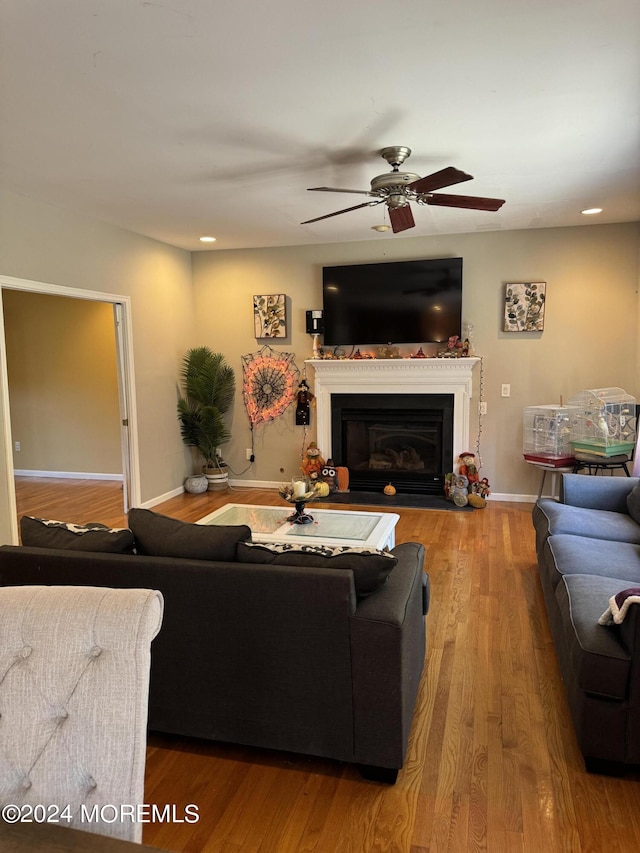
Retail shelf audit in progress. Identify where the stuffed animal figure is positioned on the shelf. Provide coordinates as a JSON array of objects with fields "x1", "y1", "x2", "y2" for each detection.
[
  {"x1": 474, "y1": 477, "x2": 491, "y2": 498},
  {"x1": 458, "y1": 452, "x2": 479, "y2": 488},
  {"x1": 450, "y1": 474, "x2": 469, "y2": 506},
  {"x1": 320, "y1": 458, "x2": 337, "y2": 492},
  {"x1": 444, "y1": 472, "x2": 455, "y2": 500},
  {"x1": 302, "y1": 441, "x2": 325, "y2": 483}
]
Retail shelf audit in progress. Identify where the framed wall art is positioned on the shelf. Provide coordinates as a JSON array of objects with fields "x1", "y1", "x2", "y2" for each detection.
[
  {"x1": 253, "y1": 293, "x2": 287, "y2": 338},
  {"x1": 503, "y1": 282, "x2": 546, "y2": 332}
]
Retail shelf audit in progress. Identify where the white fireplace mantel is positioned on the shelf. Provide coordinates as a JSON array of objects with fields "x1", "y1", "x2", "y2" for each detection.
[{"x1": 306, "y1": 357, "x2": 480, "y2": 465}]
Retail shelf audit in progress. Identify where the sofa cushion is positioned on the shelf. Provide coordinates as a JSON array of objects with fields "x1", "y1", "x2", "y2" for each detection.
[
  {"x1": 627, "y1": 482, "x2": 640, "y2": 525},
  {"x1": 237, "y1": 541, "x2": 397, "y2": 597},
  {"x1": 20, "y1": 516, "x2": 135, "y2": 554},
  {"x1": 128, "y1": 507, "x2": 250, "y2": 561},
  {"x1": 533, "y1": 498, "x2": 640, "y2": 550},
  {"x1": 543, "y1": 534, "x2": 640, "y2": 590},
  {"x1": 555, "y1": 574, "x2": 631, "y2": 700}
]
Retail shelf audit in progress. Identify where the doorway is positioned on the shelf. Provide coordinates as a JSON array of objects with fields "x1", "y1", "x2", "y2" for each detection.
[{"x1": 0, "y1": 275, "x2": 139, "y2": 544}]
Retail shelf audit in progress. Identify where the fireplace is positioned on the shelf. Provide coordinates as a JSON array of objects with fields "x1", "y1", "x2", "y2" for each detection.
[
  {"x1": 307, "y1": 356, "x2": 479, "y2": 495},
  {"x1": 331, "y1": 393, "x2": 454, "y2": 494}
]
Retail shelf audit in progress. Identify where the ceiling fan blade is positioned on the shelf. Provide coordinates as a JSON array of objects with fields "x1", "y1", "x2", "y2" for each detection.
[
  {"x1": 425, "y1": 193, "x2": 505, "y2": 211},
  {"x1": 389, "y1": 204, "x2": 415, "y2": 233},
  {"x1": 301, "y1": 200, "x2": 382, "y2": 225},
  {"x1": 307, "y1": 186, "x2": 374, "y2": 196},
  {"x1": 408, "y1": 166, "x2": 473, "y2": 194}
]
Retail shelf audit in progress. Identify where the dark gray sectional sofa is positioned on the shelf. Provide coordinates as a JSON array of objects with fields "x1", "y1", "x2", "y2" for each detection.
[
  {"x1": 533, "y1": 473, "x2": 640, "y2": 772},
  {"x1": 0, "y1": 508, "x2": 429, "y2": 783}
]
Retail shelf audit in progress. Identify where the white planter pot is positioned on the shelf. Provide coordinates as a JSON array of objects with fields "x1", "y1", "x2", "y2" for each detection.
[{"x1": 203, "y1": 467, "x2": 229, "y2": 491}]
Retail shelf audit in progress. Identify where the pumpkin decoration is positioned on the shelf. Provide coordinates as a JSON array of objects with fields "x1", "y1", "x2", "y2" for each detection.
[
  {"x1": 335, "y1": 466, "x2": 349, "y2": 492},
  {"x1": 314, "y1": 481, "x2": 331, "y2": 498},
  {"x1": 383, "y1": 483, "x2": 397, "y2": 496},
  {"x1": 468, "y1": 493, "x2": 487, "y2": 509}
]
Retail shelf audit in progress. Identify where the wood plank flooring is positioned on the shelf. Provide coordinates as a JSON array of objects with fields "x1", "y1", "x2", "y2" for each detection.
[{"x1": 13, "y1": 476, "x2": 640, "y2": 852}]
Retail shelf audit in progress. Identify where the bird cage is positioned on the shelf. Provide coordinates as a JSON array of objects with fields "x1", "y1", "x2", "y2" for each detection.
[
  {"x1": 523, "y1": 405, "x2": 577, "y2": 466},
  {"x1": 568, "y1": 387, "x2": 637, "y2": 457}
]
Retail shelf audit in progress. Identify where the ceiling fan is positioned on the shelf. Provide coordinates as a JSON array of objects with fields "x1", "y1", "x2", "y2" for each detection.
[{"x1": 301, "y1": 146, "x2": 505, "y2": 233}]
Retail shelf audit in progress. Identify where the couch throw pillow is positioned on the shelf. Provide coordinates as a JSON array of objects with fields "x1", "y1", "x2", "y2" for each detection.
[
  {"x1": 236, "y1": 541, "x2": 397, "y2": 597},
  {"x1": 20, "y1": 516, "x2": 135, "y2": 554},
  {"x1": 627, "y1": 483, "x2": 640, "y2": 525},
  {"x1": 128, "y1": 507, "x2": 250, "y2": 562}
]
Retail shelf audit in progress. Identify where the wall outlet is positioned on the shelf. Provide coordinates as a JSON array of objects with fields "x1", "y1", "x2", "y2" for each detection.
[
  {"x1": 246, "y1": 448, "x2": 253, "y2": 460},
  {"x1": 14, "y1": 440, "x2": 20, "y2": 452},
  {"x1": 479, "y1": 402, "x2": 488, "y2": 415},
  {"x1": 501, "y1": 384, "x2": 511, "y2": 397}
]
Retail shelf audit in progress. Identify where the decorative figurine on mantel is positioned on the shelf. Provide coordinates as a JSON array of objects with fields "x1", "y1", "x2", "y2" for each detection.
[
  {"x1": 462, "y1": 321, "x2": 475, "y2": 355},
  {"x1": 438, "y1": 335, "x2": 464, "y2": 358}
]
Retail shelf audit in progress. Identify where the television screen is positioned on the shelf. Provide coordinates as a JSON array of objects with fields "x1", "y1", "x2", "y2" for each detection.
[{"x1": 322, "y1": 258, "x2": 463, "y2": 346}]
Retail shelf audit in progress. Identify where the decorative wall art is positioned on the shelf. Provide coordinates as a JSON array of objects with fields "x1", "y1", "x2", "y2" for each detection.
[
  {"x1": 242, "y1": 345, "x2": 300, "y2": 427},
  {"x1": 253, "y1": 294, "x2": 287, "y2": 338},
  {"x1": 503, "y1": 282, "x2": 546, "y2": 332}
]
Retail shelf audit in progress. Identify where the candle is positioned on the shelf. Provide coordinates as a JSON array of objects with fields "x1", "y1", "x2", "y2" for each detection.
[{"x1": 292, "y1": 479, "x2": 306, "y2": 498}]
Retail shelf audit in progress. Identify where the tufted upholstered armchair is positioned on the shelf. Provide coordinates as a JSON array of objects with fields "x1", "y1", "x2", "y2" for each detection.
[{"x1": 0, "y1": 585, "x2": 163, "y2": 843}]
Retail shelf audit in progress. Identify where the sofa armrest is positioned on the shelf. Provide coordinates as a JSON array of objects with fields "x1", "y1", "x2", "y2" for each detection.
[
  {"x1": 560, "y1": 473, "x2": 638, "y2": 512},
  {"x1": 349, "y1": 542, "x2": 427, "y2": 769},
  {"x1": 354, "y1": 542, "x2": 427, "y2": 624}
]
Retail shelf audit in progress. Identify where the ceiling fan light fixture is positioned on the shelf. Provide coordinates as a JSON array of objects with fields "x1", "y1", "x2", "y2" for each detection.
[
  {"x1": 301, "y1": 147, "x2": 505, "y2": 233},
  {"x1": 387, "y1": 193, "x2": 409, "y2": 209},
  {"x1": 371, "y1": 224, "x2": 390, "y2": 232}
]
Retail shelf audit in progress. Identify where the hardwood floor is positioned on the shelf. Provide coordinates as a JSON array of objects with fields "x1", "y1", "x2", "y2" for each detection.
[{"x1": 13, "y1": 477, "x2": 640, "y2": 851}]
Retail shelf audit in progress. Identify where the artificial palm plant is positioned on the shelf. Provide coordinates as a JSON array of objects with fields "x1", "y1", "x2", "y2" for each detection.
[{"x1": 177, "y1": 347, "x2": 235, "y2": 470}]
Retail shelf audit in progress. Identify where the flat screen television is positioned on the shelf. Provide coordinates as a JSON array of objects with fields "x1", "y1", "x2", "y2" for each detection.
[{"x1": 322, "y1": 257, "x2": 463, "y2": 346}]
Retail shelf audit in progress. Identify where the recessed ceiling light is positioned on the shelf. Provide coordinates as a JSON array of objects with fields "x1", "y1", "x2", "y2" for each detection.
[
  {"x1": 199, "y1": 236, "x2": 217, "y2": 242},
  {"x1": 581, "y1": 208, "x2": 603, "y2": 215}
]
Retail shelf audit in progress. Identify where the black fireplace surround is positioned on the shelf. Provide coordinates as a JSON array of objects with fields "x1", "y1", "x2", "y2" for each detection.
[{"x1": 330, "y1": 393, "x2": 454, "y2": 495}]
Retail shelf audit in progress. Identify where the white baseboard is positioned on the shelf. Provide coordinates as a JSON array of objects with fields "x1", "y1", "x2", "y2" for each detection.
[
  {"x1": 139, "y1": 486, "x2": 186, "y2": 509},
  {"x1": 14, "y1": 469, "x2": 124, "y2": 481},
  {"x1": 489, "y1": 492, "x2": 538, "y2": 503},
  {"x1": 228, "y1": 478, "x2": 282, "y2": 490}
]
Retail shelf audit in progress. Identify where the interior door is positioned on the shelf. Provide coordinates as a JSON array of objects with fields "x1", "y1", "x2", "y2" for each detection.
[{"x1": 0, "y1": 276, "x2": 139, "y2": 544}]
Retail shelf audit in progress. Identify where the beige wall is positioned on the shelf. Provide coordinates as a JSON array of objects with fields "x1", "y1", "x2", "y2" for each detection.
[
  {"x1": 4, "y1": 291, "x2": 121, "y2": 475},
  {"x1": 192, "y1": 222, "x2": 640, "y2": 498},
  {"x1": 0, "y1": 189, "x2": 195, "y2": 543}
]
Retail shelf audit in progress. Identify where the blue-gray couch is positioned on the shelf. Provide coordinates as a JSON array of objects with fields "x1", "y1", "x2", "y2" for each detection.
[{"x1": 533, "y1": 473, "x2": 640, "y2": 772}]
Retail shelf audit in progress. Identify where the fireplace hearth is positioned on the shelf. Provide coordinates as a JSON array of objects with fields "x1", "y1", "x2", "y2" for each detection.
[{"x1": 331, "y1": 393, "x2": 454, "y2": 494}]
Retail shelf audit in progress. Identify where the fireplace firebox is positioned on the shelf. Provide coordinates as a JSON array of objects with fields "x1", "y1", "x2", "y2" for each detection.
[{"x1": 331, "y1": 393, "x2": 454, "y2": 495}]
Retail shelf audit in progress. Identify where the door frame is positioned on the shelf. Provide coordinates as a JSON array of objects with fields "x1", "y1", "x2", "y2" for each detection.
[{"x1": 0, "y1": 274, "x2": 140, "y2": 543}]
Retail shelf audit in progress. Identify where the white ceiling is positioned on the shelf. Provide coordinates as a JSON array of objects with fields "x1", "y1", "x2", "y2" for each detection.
[{"x1": 1, "y1": 1, "x2": 639, "y2": 252}]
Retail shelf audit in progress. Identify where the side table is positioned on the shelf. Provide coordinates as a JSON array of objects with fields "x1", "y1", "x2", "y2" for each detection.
[{"x1": 527, "y1": 461, "x2": 574, "y2": 499}]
